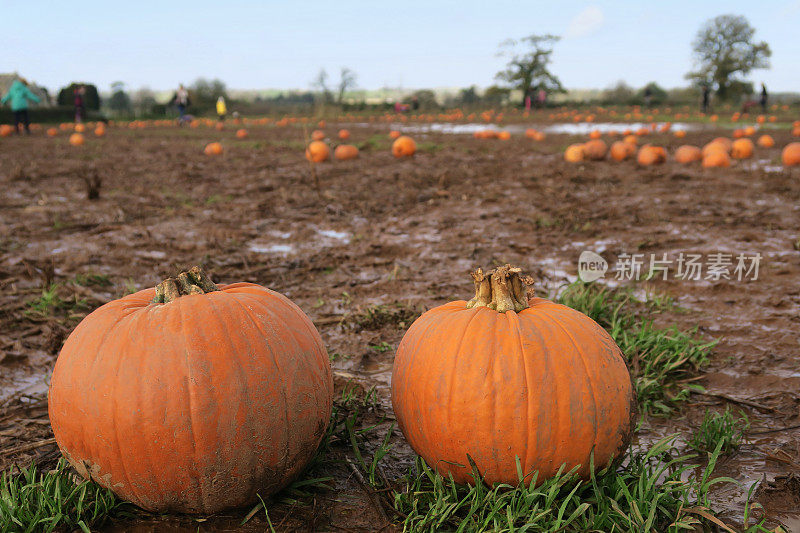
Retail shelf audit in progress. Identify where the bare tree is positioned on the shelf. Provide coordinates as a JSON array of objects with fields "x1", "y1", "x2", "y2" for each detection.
[
  {"x1": 337, "y1": 67, "x2": 357, "y2": 105},
  {"x1": 311, "y1": 69, "x2": 333, "y2": 103},
  {"x1": 496, "y1": 34, "x2": 563, "y2": 105},
  {"x1": 685, "y1": 14, "x2": 770, "y2": 100}
]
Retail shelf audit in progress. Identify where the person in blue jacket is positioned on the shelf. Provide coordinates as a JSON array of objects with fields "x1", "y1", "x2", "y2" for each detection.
[{"x1": 1, "y1": 78, "x2": 41, "y2": 134}]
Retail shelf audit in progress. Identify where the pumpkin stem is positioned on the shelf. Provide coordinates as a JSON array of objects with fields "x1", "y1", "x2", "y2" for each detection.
[
  {"x1": 152, "y1": 266, "x2": 219, "y2": 303},
  {"x1": 466, "y1": 264, "x2": 534, "y2": 313}
]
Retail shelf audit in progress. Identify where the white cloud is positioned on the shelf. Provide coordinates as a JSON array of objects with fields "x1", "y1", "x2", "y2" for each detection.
[{"x1": 565, "y1": 6, "x2": 605, "y2": 39}]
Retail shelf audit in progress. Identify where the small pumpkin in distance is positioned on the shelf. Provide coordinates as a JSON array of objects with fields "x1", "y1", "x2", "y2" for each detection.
[
  {"x1": 391, "y1": 135, "x2": 416, "y2": 157},
  {"x1": 391, "y1": 265, "x2": 635, "y2": 485},
  {"x1": 337, "y1": 129, "x2": 350, "y2": 140},
  {"x1": 236, "y1": 129, "x2": 248, "y2": 139},
  {"x1": 47, "y1": 127, "x2": 58, "y2": 137},
  {"x1": 637, "y1": 145, "x2": 666, "y2": 166},
  {"x1": 311, "y1": 129, "x2": 325, "y2": 141},
  {"x1": 389, "y1": 130, "x2": 401, "y2": 139},
  {"x1": 49, "y1": 267, "x2": 333, "y2": 514}
]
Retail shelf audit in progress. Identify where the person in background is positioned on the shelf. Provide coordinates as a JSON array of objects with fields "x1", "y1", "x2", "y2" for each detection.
[
  {"x1": 524, "y1": 90, "x2": 531, "y2": 112},
  {"x1": 170, "y1": 84, "x2": 191, "y2": 124},
  {"x1": 73, "y1": 85, "x2": 86, "y2": 123},
  {"x1": 1, "y1": 77, "x2": 41, "y2": 134},
  {"x1": 216, "y1": 96, "x2": 227, "y2": 121},
  {"x1": 537, "y1": 89, "x2": 547, "y2": 108},
  {"x1": 701, "y1": 85, "x2": 710, "y2": 114},
  {"x1": 643, "y1": 86, "x2": 653, "y2": 107},
  {"x1": 760, "y1": 83, "x2": 768, "y2": 113}
]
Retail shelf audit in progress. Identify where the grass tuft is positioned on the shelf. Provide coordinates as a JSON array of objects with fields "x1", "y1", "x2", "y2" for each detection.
[
  {"x1": 558, "y1": 282, "x2": 715, "y2": 415},
  {"x1": 689, "y1": 408, "x2": 749, "y2": 455},
  {"x1": 0, "y1": 460, "x2": 130, "y2": 531}
]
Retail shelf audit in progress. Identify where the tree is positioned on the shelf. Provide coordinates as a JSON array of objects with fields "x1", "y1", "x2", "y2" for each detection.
[
  {"x1": 639, "y1": 82, "x2": 667, "y2": 105},
  {"x1": 457, "y1": 86, "x2": 480, "y2": 106},
  {"x1": 57, "y1": 83, "x2": 101, "y2": 110},
  {"x1": 108, "y1": 81, "x2": 131, "y2": 114},
  {"x1": 190, "y1": 78, "x2": 228, "y2": 106},
  {"x1": 311, "y1": 69, "x2": 333, "y2": 104},
  {"x1": 496, "y1": 34, "x2": 563, "y2": 105},
  {"x1": 483, "y1": 85, "x2": 511, "y2": 106},
  {"x1": 337, "y1": 67, "x2": 357, "y2": 104},
  {"x1": 601, "y1": 81, "x2": 635, "y2": 104},
  {"x1": 685, "y1": 14, "x2": 771, "y2": 100}
]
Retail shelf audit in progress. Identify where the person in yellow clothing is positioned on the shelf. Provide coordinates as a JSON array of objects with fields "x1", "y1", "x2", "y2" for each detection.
[{"x1": 216, "y1": 96, "x2": 227, "y2": 122}]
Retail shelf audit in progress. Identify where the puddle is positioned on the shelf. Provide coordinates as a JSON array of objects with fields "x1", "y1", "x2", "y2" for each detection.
[
  {"x1": 390, "y1": 122, "x2": 699, "y2": 136},
  {"x1": 317, "y1": 229, "x2": 350, "y2": 243}
]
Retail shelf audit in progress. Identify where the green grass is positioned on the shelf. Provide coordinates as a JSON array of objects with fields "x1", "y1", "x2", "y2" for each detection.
[
  {"x1": 557, "y1": 282, "x2": 715, "y2": 416},
  {"x1": 0, "y1": 460, "x2": 131, "y2": 532},
  {"x1": 689, "y1": 408, "x2": 749, "y2": 455},
  {"x1": 390, "y1": 437, "x2": 763, "y2": 532}
]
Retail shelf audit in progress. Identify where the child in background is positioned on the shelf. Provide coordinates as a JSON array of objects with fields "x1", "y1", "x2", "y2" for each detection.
[
  {"x1": 1, "y1": 77, "x2": 41, "y2": 134},
  {"x1": 216, "y1": 96, "x2": 227, "y2": 121}
]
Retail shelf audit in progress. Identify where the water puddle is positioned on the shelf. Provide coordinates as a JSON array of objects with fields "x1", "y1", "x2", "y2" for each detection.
[{"x1": 391, "y1": 122, "x2": 700, "y2": 136}]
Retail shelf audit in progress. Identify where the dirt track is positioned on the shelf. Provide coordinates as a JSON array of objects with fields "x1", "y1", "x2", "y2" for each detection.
[{"x1": 1, "y1": 120, "x2": 799, "y2": 530}]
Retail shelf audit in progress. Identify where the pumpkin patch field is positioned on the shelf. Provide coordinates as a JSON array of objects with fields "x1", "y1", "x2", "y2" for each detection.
[{"x1": 1, "y1": 110, "x2": 800, "y2": 532}]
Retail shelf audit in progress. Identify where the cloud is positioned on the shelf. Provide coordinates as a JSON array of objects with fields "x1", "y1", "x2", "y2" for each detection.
[{"x1": 565, "y1": 6, "x2": 605, "y2": 38}]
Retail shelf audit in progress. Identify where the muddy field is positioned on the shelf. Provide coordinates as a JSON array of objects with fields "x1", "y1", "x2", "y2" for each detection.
[{"x1": 1, "y1": 119, "x2": 799, "y2": 531}]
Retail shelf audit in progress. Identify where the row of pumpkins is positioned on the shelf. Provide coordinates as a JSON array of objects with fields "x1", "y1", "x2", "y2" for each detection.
[
  {"x1": 48, "y1": 265, "x2": 635, "y2": 515},
  {"x1": 564, "y1": 134, "x2": 800, "y2": 168}
]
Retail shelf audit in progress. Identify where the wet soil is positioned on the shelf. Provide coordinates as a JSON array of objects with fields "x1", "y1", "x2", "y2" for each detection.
[{"x1": 1, "y1": 120, "x2": 798, "y2": 531}]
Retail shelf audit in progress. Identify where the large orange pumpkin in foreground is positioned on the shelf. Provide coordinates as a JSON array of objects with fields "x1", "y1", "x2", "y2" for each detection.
[
  {"x1": 334, "y1": 144, "x2": 359, "y2": 160},
  {"x1": 674, "y1": 145, "x2": 702, "y2": 164},
  {"x1": 204, "y1": 142, "x2": 223, "y2": 155},
  {"x1": 391, "y1": 135, "x2": 416, "y2": 157},
  {"x1": 610, "y1": 141, "x2": 635, "y2": 161},
  {"x1": 49, "y1": 267, "x2": 333, "y2": 514},
  {"x1": 392, "y1": 265, "x2": 635, "y2": 485},
  {"x1": 305, "y1": 140, "x2": 330, "y2": 162},
  {"x1": 583, "y1": 139, "x2": 608, "y2": 160},
  {"x1": 564, "y1": 143, "x2": 585, "y2": 163},
  {"x1": 731, "y1": 138, "x2": 754, "y2": 159},
  {"x1": 783, "y1": 142, "x2": 800, "y2": 166}
]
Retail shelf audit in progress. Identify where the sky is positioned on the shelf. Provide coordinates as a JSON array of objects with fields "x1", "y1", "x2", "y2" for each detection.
[{"x1": 5, "y1": 1, "x2": 799, "y2": 93}]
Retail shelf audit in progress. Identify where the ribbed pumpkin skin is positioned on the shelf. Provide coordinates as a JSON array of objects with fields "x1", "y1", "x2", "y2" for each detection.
[
  {"x1": 49, "y1": 282, "x2": 333, "y2": 514},
  {"x1": 391, "y1": 297, "x2": 634, "y2": 485}
]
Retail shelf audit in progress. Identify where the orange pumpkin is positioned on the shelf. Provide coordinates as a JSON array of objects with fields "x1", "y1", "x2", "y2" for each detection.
[
  {"x1": 94, "y1": 125, "x2": 106, "y2": 137},
  {"x1": 583, "y1": 139, "x2": 608, "y2": 160},
  {"x1": 731, "y1": 138, "x2": 754, "y2": 159},
  {"x1": 334, "y1": 144, "x2": 359, "y2": 160},
  {"x1": 610, "y1": 141, "x2": 635, "y2": 161},
  {"x1": 389, "y1": 130, "x2": 401, "y2": 139},
  {"x1": 564, "y1": 143, "x2": 585, "y2": 163},
  {"x1": 391, "y1": 266, "x2": 635, "y2": 485},
  {"x1": 702, "y1": 149, "x2": 730, "y2": 168},
  {"x1": 49, "y1": 267, "x2": 333, "y2": 514},
  {"x1": 756, "y1": 135, "x2": 775, "y2": 148},
  {"x1": 305, "y1": 140, "x2": 330, "y2": 162},
  {"x1": 702, "y1": 140, "x2": 730, "y2": 157},
  {"x1": 589, "y1": 130, "x2": 601, "y2": 139},
  {"x1": 69, "y1": 133, "x2": 85, "y2": 146},
  {"x1": 311, "y1": 129, "x2": 325, "y2": 141},
  {"x1": 674, "y1": 130, "x2": 686, "y2": 139},
  {"x1": 674, "y1": 145, "x2": 702, "y2": 164},
  {"x1": 743, "y1": 126, "x2": 756, "y2": 136},
  {"x1": 623, "y1": 135, "x2": 638, "y2": 146},
  {"x1": 47, "y1": 127, "x2": 58, "y2": 137},
  {"x1": 215, "y1": 122, "x2": 224, "y2": 131},
  {"x1": 74, "y1": 123, "x2": 86, "y2": 133},
  {"x1": 204, "y1": 142, "x2": 223, "y2": 155},
  {"x1": 235, "y1": 129, "x2": 248, "y2": 139},
  {"x1": 783, "y1": 142, "x2": 800, "y2": 166},
  {"x1": 637, "y1": 145, "x2": 666, "y2": 165},
  {"x1": 391, "y1": 135, "x2": 416, "y2": 157},
  {"x1": 337, "y1": 129, "x2": 350, "y2": 140},
  {"x1": 1, "y1": 124, "x2": 15, "y2": 137},
  {"x1": 497, "y1": 131, "x2": 511, "y2": 140}
]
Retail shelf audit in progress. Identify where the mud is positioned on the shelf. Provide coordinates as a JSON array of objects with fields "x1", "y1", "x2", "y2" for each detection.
[{"x1": 1, "y1": 119, "x2": 799, "y2": 530}]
